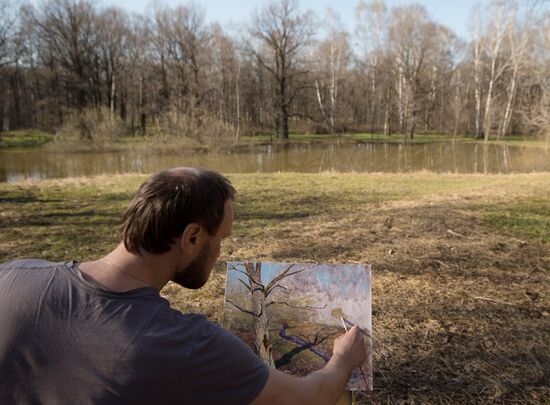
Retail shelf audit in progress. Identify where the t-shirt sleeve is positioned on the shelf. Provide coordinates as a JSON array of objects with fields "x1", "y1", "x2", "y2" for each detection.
[{"x1": 182, "y1": 319, "x2": 269, "y2": 405}]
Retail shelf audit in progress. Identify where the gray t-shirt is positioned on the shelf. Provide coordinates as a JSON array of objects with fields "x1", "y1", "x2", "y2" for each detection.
[{"x1": 0, "y1": 259, "x2": 268, "y2": 404}]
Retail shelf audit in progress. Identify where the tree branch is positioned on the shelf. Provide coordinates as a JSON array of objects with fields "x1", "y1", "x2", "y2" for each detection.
[
  {"x1": 226, "y1": 299, "x2": 258, "y2": 317},
  {"x1": 267, "y1": 300, "x2": 327, "y2": 310}
]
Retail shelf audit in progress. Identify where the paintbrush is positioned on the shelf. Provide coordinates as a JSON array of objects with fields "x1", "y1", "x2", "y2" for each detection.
[
  {"x1": 340, "y1": 316, "x2": 369, "y2": 390},
  {"x1": 341, "y1": 317, "x2": 376, "y2": 343}
]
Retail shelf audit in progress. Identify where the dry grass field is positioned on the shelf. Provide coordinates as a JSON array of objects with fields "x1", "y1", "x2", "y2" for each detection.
[{"x1": 0, "y1": 172, "x2": 548, "y2": 403}]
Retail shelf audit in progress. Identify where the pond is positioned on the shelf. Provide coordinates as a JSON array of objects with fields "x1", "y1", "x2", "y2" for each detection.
[{"x1": 0, "y1": 141, "x2": 548, "y2": 182}]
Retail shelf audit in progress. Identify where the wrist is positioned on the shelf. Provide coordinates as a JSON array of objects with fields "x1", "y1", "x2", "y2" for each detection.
[{"x1": 326, "y1": 353, "x2": 354, "y2": 378}]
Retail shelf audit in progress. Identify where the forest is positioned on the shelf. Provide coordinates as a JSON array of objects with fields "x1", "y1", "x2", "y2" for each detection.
[{"x1": 0, "y1": 0, "x2": 548, "y2": 143}]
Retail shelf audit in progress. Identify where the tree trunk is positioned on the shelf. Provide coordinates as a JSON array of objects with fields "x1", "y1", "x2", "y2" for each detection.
[
  {"x1": 2, "y1": 96, "x2": 9, "y2": 132},
  {"x1": 110, "y1": 72, "x2": 116, "y2": 123},
  {"x1": 452, "y1": 69, "x2": 464, "y2": 137},
  {"x1": 473, "y1": 34, "x2": 483, "y2": 139},
  {"x1": 370, "y1": 68, "x2": 376, "y2": 134},
  {"x1": 279, "y1": 74, "x2": 289, "y2": 140},
  {"x1": 314, "y1": 79, "x2": 328, "y2": 129},
  {"x1": 397, "y1": 64, "x2": 405, "y2": 134},
  {"x1": 328, "y1": 41, "x2": 340, "y2": 133},
  {"x1": 281, "y1": 109, "x2": 289, "y2": 140},
  {"x1": 408, "y1": 106, "x2": 416, "y2": 141},
  {"x1": 499, "y1": 66, "x2": 518, "y2": 139},
  {"x1": 245, "y1": 262, "x2": 275, "y2": 368},
  {"x1": 384, "y1": 104, "x2": 390, "y2": 135},
  {"x1": 483, "y1": 75, "x2": 495, "y2": 142},
  {"x1": 139, "y1": 76, "x2": 146, "y2": 135},
  {"x1": 235, "y1": 58, "x2": 241, "y2": 140}
]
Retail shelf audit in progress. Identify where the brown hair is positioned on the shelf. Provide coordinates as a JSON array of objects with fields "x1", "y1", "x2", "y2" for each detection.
[{"x1": 119, "y1": 167, "x2": 235, "y2": 254}]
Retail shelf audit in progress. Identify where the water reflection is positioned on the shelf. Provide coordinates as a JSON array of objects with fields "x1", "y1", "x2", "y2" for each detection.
[{"x1": 0, "y1": 141, "x2": 548, "y2": 182}]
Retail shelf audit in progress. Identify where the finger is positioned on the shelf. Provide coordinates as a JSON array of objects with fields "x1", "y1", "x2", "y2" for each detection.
[{"x1": 349, "y1": 325, "x2": 360, "y2": 336}]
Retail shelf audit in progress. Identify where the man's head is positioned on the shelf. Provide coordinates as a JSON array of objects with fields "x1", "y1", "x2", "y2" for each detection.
[{"x1": 119, "y1": 167, "x2": 235, "y2": 288}]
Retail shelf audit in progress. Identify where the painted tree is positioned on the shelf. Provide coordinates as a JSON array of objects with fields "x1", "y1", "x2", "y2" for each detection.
[{"x1": 226, "y1": 262, "x2": 327, "y2": 368}]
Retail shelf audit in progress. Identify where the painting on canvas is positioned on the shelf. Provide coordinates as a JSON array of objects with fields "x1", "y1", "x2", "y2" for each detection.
[{"x1": 223, "y1": 261, "x2": 372, "y2": 391}]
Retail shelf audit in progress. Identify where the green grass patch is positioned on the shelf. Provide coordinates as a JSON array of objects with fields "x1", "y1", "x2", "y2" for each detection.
[
  {"x1": 0, "y1": 129, "x2": 54, "y2": 149},
  {"x1": 483, "y1": 198, "x2": 550, "y2": 241},
  {"x1": 241, "y1": 132, "x2": 547, "y2": 147},
  {"x1": 1, "y1": 172, "x2": 548, "y2": 263},
  {"x1": 3, "y1": 127, "x2": 544, "y2": 152}
]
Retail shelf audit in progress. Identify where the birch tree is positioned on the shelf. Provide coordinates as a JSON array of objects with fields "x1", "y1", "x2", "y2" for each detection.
[
  {"x1": 355, "y1": 0, "x2": 388, "y2": 134},
  {"x1": 314, "y1": 9, "x2": 350, "y2": 133},
  {"x1": 471, "y1": 9, "x2": 485, "y2": 138},
  {"x1": 481, "y1": 1, "x2": 513, "y2": 141},
  {"x1": 498, "y1": 7, "x2": 529, "y2": 138},
  {"x1": 522, "y1": 2, "x2": 550, "y2": 145}
]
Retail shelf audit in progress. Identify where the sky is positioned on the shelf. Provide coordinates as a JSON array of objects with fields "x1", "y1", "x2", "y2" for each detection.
[{"x1": 100, "y1": 0, "x2": 481, "y2": 40}]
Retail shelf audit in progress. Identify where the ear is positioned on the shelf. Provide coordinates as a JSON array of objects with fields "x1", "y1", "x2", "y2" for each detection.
[{"x1": 180, "y1": 222, "x2": 203, "y2": 253}]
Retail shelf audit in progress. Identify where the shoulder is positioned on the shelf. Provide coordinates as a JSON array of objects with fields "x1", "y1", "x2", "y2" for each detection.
[
  {"x1": 0, "y1": 259, "x2": 62, "y2": 271},
  {"x1": 178, "y1": 315, "x2": 269, "y2": 404}
]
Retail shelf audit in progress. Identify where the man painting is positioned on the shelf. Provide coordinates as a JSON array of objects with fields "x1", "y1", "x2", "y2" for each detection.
[{"x1": 0, "y1": 167, "x2": 367, "y2": 404}]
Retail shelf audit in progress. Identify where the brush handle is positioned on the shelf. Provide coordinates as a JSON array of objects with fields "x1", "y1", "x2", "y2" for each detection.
[{"x1": 340, "y1": 317, "x2": 369, "y2": 389}]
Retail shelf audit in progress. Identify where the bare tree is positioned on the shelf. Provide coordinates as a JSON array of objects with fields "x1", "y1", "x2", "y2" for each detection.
[
  {"x1": 246, "y1": 0, "x2": 315, "y2": 139},
  {"x1": 0, "y1": 0, "x2": 17, "y2": 68},
  {"x1": 498, "y1": 4, "x2": 529, "y2": 138},
  {"x1": 33, "y1": 0, "x2": 99, "y2": 111},
  {"x1": 97, "y1": 7, "x2": 128, "y2": 123},
  {"x1": 470, "y1": 8, "x2": 485, "y2": 138},
  {"x1": 522, "y1": 2, "x2": 550, "y2": 146},
  {"x1": 355, "y1": 0, "x2": 388, "y2": 134},
  {"x1": 388, "y1": 5, "x2": 438, "y2": 140},
  {"x1": 226, "y1": 262, "x2": 323, "y2": 367},
  {"x1": 1, "y1": 0, "x2": 548, "y2": 141},
  {"x1": 155, "y1": 3, "x2": 210, "y2": 124},
  {"x1": 481, "y1": 1, "x2": 514, "y2": 141},
  {"x1": 313, "y1": 9, "x2": 350, "y2": 133},
  {"x1": 126, "y1": 14, "x2": 151, "y2": 134},
  {"x1": 0, "y1": 0, "x2": 18, "y2": 133}
]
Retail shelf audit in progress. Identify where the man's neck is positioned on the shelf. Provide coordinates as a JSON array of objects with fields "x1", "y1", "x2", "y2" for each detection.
[{"x1": 79, "y1": 244, "x2": 175, "y2": 292}]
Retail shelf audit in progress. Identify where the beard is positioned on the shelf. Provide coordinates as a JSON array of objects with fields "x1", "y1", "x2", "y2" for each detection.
[{"x1": 172, "y1": 241, "x2": 212, "y2": 289}]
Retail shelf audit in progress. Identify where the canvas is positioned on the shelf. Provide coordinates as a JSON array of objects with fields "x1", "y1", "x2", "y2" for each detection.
[{"x1": 223, "y1": 261, "x2": 372, "y2": 391}]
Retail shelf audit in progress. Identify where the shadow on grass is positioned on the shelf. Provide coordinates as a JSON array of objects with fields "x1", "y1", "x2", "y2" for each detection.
[
  {"x1": 0, "y1": 196, "x2": 64, "y2": 204},
  {"x1": 0, "y1": 210, "x2": 119, "y2": 228},
  {"x1": 237, "y1": 210, "x2": 314, "y2": 221}
]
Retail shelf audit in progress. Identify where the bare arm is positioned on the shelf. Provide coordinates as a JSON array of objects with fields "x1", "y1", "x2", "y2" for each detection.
[{"x1": 251, "y1": 326, "x2": 367, "y2": 405}]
